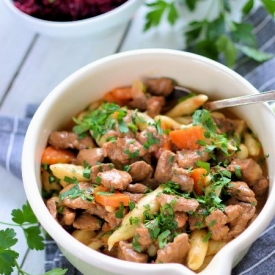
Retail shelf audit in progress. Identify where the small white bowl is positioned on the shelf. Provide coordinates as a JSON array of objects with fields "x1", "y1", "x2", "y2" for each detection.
[
  {"x1": 22, "y1": 49, "x2": 275, "y2": 275},
  {"x1": 2, "y1": 0, "x2": 143, "y2": 37}
]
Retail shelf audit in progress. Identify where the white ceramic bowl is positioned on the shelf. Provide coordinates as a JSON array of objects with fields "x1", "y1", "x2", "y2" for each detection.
[
  {"x1": 22, "y1": 49, "x2": 275, "y2": 275},
  {"x1": 2, "y1": 0, "x2": 143, "y2": 37}
]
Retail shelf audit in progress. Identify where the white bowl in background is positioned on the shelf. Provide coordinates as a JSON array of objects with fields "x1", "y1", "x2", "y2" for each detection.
[
  {"x1": 2, "y1": 0, "x2": 143, "y2": 37},
  {"x1": 22, "y1": 49, "x2": 275, "y2": 275}
]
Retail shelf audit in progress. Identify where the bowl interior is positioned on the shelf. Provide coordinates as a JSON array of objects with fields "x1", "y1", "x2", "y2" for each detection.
[{"x1": 22, "y1": 49, "x2": 275, "y2": 275}]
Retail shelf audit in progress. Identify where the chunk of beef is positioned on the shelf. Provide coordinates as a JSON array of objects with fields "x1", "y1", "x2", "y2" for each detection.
[
  {"x1": 189, "y1": 217, "x2": 204, "y2": 231},
  {"x1": 86, "y1": 202, "x2": 108, "y2": 220},
  {"x1": 90, "y1": 163, "x2": 114, "y2": 183},
  {"x1": 146, "y1": 96, "x2": 165, "y2": 118},
  {"x1": 76, "y1": 148, "x2": 104, "y2": 166},
  {"x1": 48, "y1": 131, "x2": 95, "y2": 150},
  {"x1": 252, "y1": 176, "x2": 268, "y2": 196},
  {"x1": 126, "y1": 183, "x2": 148, "y2": 194},
  {"x1": 177, "y1": 148, "x2": 210, "y2": 169},
  {"x1": 98, "y1": 169, "x2": 132, "y2": 190},
  {"x1": 137, "y1": 126, "x2": 165, "y2": 153},
  {"x1": 154, "y1": 150, "x2": 176, "y2": 183},
  {"x1": 136, "y1": 224, "x2": 153, "y2": 251},
  {"x1": 156, "y1": 233, "x2": 190, "y2": 263},
  {"x1": 46, "y1": 197, "x2": 59, "y2": 220},
  {"x1": 60, "y1": 207, "x2": 76, "y2": 226},
  {"x1": 105, "y1": 212, "x2": 123, "y2": 230},
  {"x1": 226, "y1": 181, "x2": 257, "y2": 206},
  {"x1": 118, "y1": 241, "x2": 148, "y2": 263},
  {"x1": 227, "y1": 158, "x2": 263, "y2": 185},
  {"x1": 157, "y1": 193, "x2": 199, "y2": 213},
  {"x1": 128, "y1": 81, "x2": 147, "y2": 110},
  {"x1": 224, "y1": 205, "x2": 243, "y2": 223},
  {"x1": 123, "y1": 192, "x2": 144, "y2": 203},
  {"x1": 102, "y1": 137, "x2": 147, "y2": 165},
  {"x1": 128, "y1": 161, "x2": 153, "y2": 182},
  {"x1": 174, "y1": 212, "x2": 188, "y2": 229},
  {"x1": 60, "y1": 182, "x2": 94, "y2": 210},
  {"x1": 145, "y1": 77, "x2": 174, "y2": 97},
  {"x1": 171, "y1": 165, "x2": 194, "y2": 192},
  {"x1": 73, "y1": 212, "x2": 101, "y2": 231},
  {"x1": 205, "y1": 209, "x2": 229, "y2": 241},
  {"x1": 225, "y1": 202, "x2": 256, "y2": 241},
  {"x1": 213, "y1": 117, "x2": 245, "y2": 136}
]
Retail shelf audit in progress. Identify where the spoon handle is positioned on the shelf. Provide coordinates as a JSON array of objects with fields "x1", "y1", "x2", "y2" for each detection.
[{"x1": 203, "y1": 90, "x2": 275, "y2": 111}]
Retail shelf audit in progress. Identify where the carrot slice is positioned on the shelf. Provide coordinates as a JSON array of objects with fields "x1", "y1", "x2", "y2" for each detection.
[
  {"x1": 111, "y1": 87, "x2": 132, "y2": 100},
  {"x1": 94, "y1": 186, "x2": 130, "y2": 207},
  {"x1": 103, "y1": 87, "x2": 132, "y2": 106},
  {"x1": 41, "y1": 146, "x2": 75, "y2": 165},
  {"x1": 190, "y1": 168, "x2": 208, "y2": 196},
  {"x1": 169, "y1": 125, "x2": 204, "y2": 150}
]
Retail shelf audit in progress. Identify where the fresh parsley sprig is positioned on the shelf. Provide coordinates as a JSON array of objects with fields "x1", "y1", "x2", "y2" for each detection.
[
  {"x1": 144, "y1": 0, "x2": 274, "y2": 67},
  {"x1": 0, "y1": 202, "x2": 67, "y2": 275}
]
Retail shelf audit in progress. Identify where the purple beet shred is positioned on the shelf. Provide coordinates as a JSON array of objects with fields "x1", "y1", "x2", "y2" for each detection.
[{"x1": 13, "y1": 0, "x2": 128, "y2": 21}]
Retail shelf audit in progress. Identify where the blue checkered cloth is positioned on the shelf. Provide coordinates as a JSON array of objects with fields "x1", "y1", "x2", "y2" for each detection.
[{"x1": 1, "y1": 6, "x2": 275, "y2": 275}]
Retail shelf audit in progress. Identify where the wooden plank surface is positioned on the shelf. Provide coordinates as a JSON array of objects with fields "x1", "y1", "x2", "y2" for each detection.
[{"x1": 0, "y1": 1, "x2": 35, "y2": 100}]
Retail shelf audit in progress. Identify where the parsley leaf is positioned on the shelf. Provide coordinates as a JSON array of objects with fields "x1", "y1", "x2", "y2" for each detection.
[
  {"x1": 11, "y1": 202, "x2": 38, "y2": 225},
  {"x1": 0, "y1": 229, "x2": 19, "y2": 275},
  {"x1": 0, "y1": 204, "x2": 68, "y2": 275},
  {"x1": 144, "y1": 0, "x2": 273, "y2": 67},
  {"x1": 144, "y1": 1, "x2": 179, "y2": 31}
]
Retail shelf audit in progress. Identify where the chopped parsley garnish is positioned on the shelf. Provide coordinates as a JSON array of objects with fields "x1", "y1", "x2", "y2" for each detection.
[
  {"x1": 157, "y1": 229, "x2": 171, "y2": 249},
  {"x1": 60, "y1": 184, "x2": 93, "y2": 202},
  {"x1": 95, "y1": 176, "x2": 102, "y2": 184},
  {"x1": 83, "y1": 165, "x2": 91, "y2": 179},
  {"x1": 193, "y1": 109, "x2": 236, "y2": 155},
  {"x1": 123, "y1": 165, "x2": 131, "y2": 172},
  {"x1": 115, "y1": 202, "x2": 125, "y2": 218},
  {"x1": 129, "y1": 201, "x2": 136, "y2": 211},
  {"x1": 129, "y1": 216, "x2": 140, "y2": 225},
  {"x1": 235, "y1": 165, "x2": 242, "y2": 178},
  {"x1": 143, "y1": 132, "x2": 160, "y2": 149},
  {"x1": 132, "y1": 234, "x2": 142, "y2": 252},
  {"x1": 124, "y1": 149, "x2": 140, "y2": 159},
  {"x1": 63, "y1": 176, "x2": 78, "y2": 184}
]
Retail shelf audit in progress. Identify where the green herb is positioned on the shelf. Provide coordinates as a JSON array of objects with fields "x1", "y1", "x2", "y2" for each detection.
[
  {"x1": 83, "y1": 166, "x2": 91, "y2": 179},
  {"x1": 235, "y1": 165, "x2": 242, "y2": 178},
  {"x1": 157, "y1": 229, "x2": 171, "y2": 248},
  {"x1": 116, "y1": 109, "x2": 128, "y2": 133},
  {"x1": 129, "y1": 201, "x2": 136, "y2": 211},
  {"x1": 115, "y1": 202, "x2": 125, "y2": 218},
  {"x1": 129, "y1": 216, "x2": 140, "y2": 225},
  {"x1": 132, "y1": 235, "x2": 142, "y2": 252},
  {"x1": 123, "y1": 165, "x2": 131, "y2": 172},
  {"x1": 144, "y1": 0, "x2": 274, "y2": 67},
  {"x1": 143, "y1": 132, "x2": 160, "y2": 150},
  {"x1": 193, "y1": 109, "x2": 234, "y2": 155},
  {"x1": 63, "y1": 176, "x2": 78, "y2": 184},
  {"x1": 0, "y1": 202, "x2": 67, "y2": 275},
  {"x1": 124, "y1": 149, "x2": 140, "y2": 159},
  {"x1": 60, "y1": 184, "x2": 93, "y2": 202},
  {"x1": 155, "y1": 119, "x2": 164, "y2": 135},
  {"x1": 95, "y1": 176, "x2": 102, "y2": 185},
  {"x1": 203, "y1": 231, "x2": 212, "y2": 242}
]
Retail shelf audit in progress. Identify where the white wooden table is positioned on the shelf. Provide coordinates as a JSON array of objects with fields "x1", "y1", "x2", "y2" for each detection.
[{"x1": 0, "y1": 2, "x2": 186, "y2": 274}]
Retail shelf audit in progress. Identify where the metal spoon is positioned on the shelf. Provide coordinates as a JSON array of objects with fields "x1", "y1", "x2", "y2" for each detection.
[{"x1": 203, "y1": 90, "x2": 275, "y2": 111}]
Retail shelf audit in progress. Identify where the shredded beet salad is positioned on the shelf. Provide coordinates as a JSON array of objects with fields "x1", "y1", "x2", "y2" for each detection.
[{"x1": 13, "y1": 0, "x2": 128, "y2": 21}]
